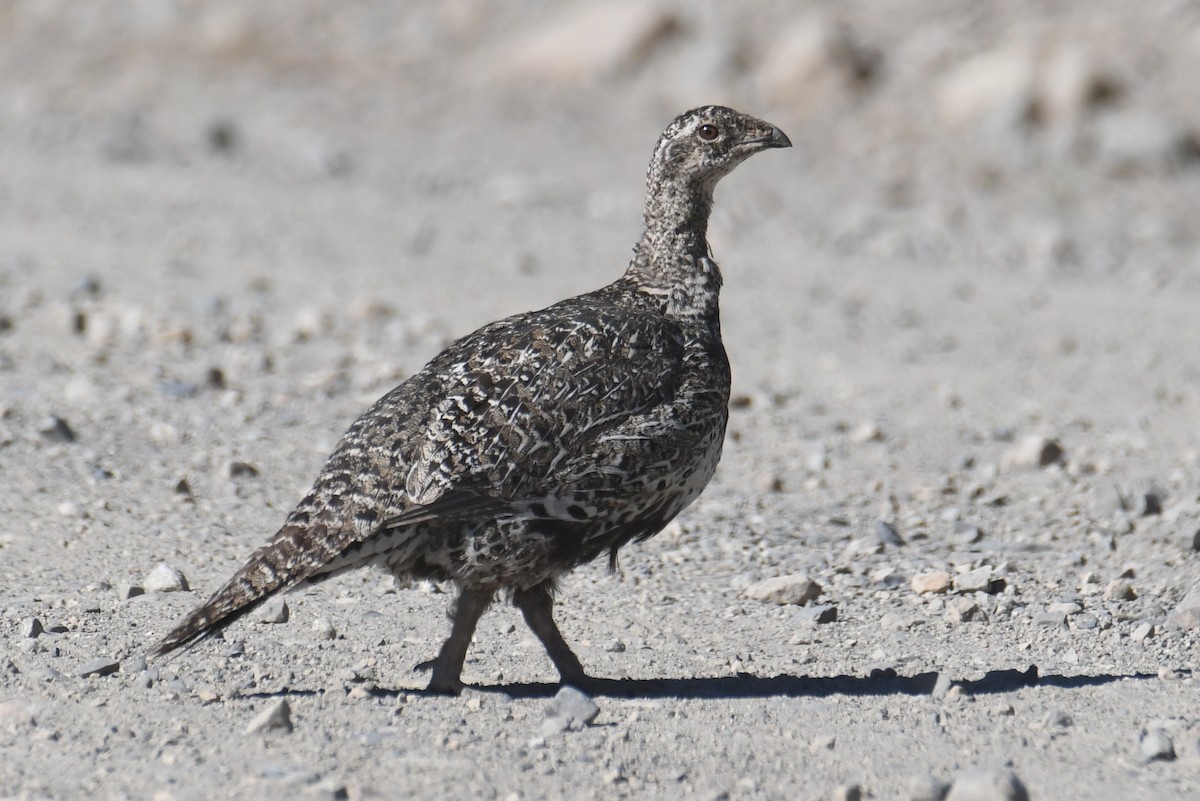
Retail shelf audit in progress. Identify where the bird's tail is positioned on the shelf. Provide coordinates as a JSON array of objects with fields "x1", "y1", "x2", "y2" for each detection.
[{"x1": 152, "y1": 524, "x2": 321, "y2": 657}]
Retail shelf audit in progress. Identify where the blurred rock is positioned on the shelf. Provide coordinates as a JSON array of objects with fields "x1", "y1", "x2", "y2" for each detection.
[
  {"x1": 742, "y1": 574, "x2": 822, "y2": 605},
  {"x1": 1165, "y1": 585, "x2": 1200, "y2": 629},
  {"x1": 498, "y1": 3, "x2": 679, "y2": 84},
  {"x1": 759, "y1": 17, "x2": 879, "y2": 109},
  {"x1": 1034, "y1": 43, "x2": 1119, "y2": 126},
  {"x1": 542, "y1": 685, "x2": 599, "y2": 735},
  {"x1": 38, "y1": 416, "x2": 77, "y2": 443},
  {"x1": 246, "y1": 699, "x2": 292, "y2": 734},
  {"x1": 144, "y1": 563, "x2": 189, "y2": 593},
  {"x1": 937, "y1": 46, "x2": 1035, "y2": 129},
  {"x1": 1092, "y1": 112, "x2": 1200, "y2": 175},
  {"x1": 255, "y1": 597, "x2": 289, "y2": 624},
  {"x1": 1003, "y1": 436, "x2": 1064, "y2": 469},
  {"x1": 912, "y1": 571, "x2": 951, "y2": 594},
  {"x1": 945, "y1": 766, "x2": 1030, "y2": 801}
]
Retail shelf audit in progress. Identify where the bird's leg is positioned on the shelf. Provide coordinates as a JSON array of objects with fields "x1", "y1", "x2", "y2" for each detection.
[
  {"x1": 512, "y1": 583, "x2": 591, "y2": 687},
  {"x1": 420, "y1": 587, "x2": 495, "y2": 695}
]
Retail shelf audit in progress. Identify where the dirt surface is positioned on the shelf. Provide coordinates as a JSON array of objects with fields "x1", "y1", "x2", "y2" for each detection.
[{"x1": 2, "y1": 2, "x2": 1200, "y2": 799}]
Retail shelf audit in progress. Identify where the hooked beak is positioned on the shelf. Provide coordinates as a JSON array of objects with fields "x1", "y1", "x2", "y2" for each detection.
[{"x1": 743, "y1": 126, "x2": 792, "y2": 149}]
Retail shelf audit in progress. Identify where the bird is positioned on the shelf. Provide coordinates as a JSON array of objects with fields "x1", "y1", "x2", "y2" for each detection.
[{"x1": 154, "y1": 106, "x2": 791, "y2": 693}]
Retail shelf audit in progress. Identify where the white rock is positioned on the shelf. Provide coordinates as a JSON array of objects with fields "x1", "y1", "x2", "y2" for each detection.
[
  {"x1": 758, "y1": 17, "x2": 877, "y2": 108},
  {"x1": 912, "y1": 571, "x2": 951, "y2": 594},
  {"x1": 742, "y1": 574, "x2": 822, "y2": 606},
  {"x1": 946, "y1": 766, "x2": 1030, "y2": 801},
  {"x1": 245, "y1": 699, "x2": 292, "y2": 734},
  {"x1": 1002, "y1": 436, "x2": 1064, "y2": 469},
  {"x1": 541, "y1": 686, "x2": 599, "y2": 735},
  {"x1": 255, "y1": 597, "x2": 289, "y2": 624},
  {"x1": 937, "y1": 46, "x2": 1035, "y2": 128},
  {"x1": 143, "y1": 563, "x2": 189, "y2": 593}
]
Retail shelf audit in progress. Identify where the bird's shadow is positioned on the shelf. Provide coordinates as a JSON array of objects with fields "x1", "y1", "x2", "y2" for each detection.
[
  {"x1": 334, "y1": 665, "x2": 1152, "y2": 702},
  {"x1": 459, "y1": 666, "x2": 1150, "y2": 700}
]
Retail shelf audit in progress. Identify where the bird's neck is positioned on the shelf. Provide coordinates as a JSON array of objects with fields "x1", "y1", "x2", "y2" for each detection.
[{"x1": 624, "y1": 173, "x2": 722, "y2": 319}]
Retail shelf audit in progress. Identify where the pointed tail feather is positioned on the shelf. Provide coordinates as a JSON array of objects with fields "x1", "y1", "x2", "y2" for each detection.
[{"x1": 152, "y1": 524, "x2": 322, "y2": 657}]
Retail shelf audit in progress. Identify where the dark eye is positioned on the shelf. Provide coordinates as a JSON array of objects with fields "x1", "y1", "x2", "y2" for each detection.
[{"x1": 697, "y1": 123, "x2": 719, "y2": 141}]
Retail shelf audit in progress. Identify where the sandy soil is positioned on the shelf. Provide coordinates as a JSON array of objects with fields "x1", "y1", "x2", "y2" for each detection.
[{"x1": 2, "y1": 2, "x2": 1200, "y2": 799}]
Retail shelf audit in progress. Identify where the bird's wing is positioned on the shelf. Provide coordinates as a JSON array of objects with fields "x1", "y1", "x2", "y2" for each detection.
[{"x1": 376, "y1": 295, "x2": 691, "y2": 529}]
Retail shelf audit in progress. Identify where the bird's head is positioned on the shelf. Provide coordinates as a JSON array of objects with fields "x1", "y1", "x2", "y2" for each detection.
[{"x1": 648, "y1": 105, "x2": 792, "y2": 193}]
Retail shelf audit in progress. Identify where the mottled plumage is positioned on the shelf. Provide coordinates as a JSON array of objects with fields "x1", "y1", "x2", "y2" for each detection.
[{"x1": 155, "y1": 106, "x2": 790, "y2": 692}]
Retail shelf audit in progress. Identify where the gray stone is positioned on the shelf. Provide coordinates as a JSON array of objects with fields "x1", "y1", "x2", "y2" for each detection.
[
  {"x1": 946, "y1": 597, "x2": 986, "y2": 624},
  {"x1": 38, "y1": 416, "x2": 77, "y2": 443},
  {"x1": 1103, "y1": 579, "x2": 1136, "y2": 602},
  {"x1": 1131, "y1": 621, "x2": 1154, "y2": 641},
  {"x1": 542, "y1": 685, "x2": 600, "y2": 735},
  {"x1": 1141, "y1": 729, "x2": 1175, "y2": 762},
  {"x1": 954, "y1": 567, "x2": 996, "y2": 594},
  {"x1": 1166, "y1": 585, "x2": 1200, "y2": 630},
  {"x1": 116, "y1": 582, "x2": 144, "y2": 601},
  {"x1": 953, "y1": 522, "x2": 984, "y2": 546},
  {"x1": 742, "y1": 574, "x2": 822, "y2": 606},
  {"x1": 945, "y1": 766, "x2": 1030, "y2": 801},
  {"x1": 311, "y1": 618, "x2": 336, "y2": 640},
  {"x1": 931, "y1": 673, "x2": 953, "y2": 700},
  {"x1": 78, "y1": 657, "x2": 120, "y2": 678},
  {"x1": 18, "y1": 617, "x2": 43, "y2": 638},
  {"x1": 796, "y1": 604, "x2": 837, "y2": 625},
  {"x1": 1033, "y1": 611, "x2": 1066, "y2": 628},
  {"x1": 1003, "y1": 436, "x2": 1064, "y2": 469},
  {"x1": 1182, "y1": 528, "x2": 1200, "y2": 553},
  {"x1": 1089, "y1": 482, "x2": 1127, "y2": 518},
  {"x1": 245, "y1": 699, "x2": 293, "y2": 734},
  {"x1": 144, "y1": 563, "x2": 189, "y2": 593},
  {"x1": 875, "y1": 520, "x2": 904, "y2": 546},
  {"x1": 255, "y1": 597, "x2": 289, "y2": 624}
]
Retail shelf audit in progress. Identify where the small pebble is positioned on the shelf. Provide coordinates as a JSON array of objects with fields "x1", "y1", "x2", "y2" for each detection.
[
  {"x1": 18, "y1": 617, "x2": 43, "y2": 639},
  {"x1": 38, "y1": 416, "x2": 77, "y2": 443},
  {"x1": 1003, "y1": 436, "x2": 1064, "y2": 469},
  {"x1": 945, "y1": 766, "x2": 1030, "y2": 801},
  {"x1": 1141, "y1": 729, "x2": 1175, "y2": 762},
  {"x1": 931, "y1": 673, "x2": 953, "y2": 699},
  {"x1": 144, "y1": 563, "x2": 189, "y2": 593},
  {"x1": 541, "y1": 686, "x2": 599, "y2": 735},
  {"x1": 953, "y1": 567, "x2": 995, "y2": 594},
  {"x1": 245, "y1": 699, "x2": 293, "y2": 734},
  {"x1": 603, "y1": 639, "x2": 626, "y2": 653},
  {"x1": 796, "y1": 604, "x2": 838, "y2": 625},
  {"x1": 742, "y1": 574, "x2": 822, "y2": 606},
  {"x1": 809, "y1": 734, "x2": 836, "y2": 752},
  {"x1": 913, "y1": 571, "x2": 951, "y2": 594},
  {"x1": 116, "y1": 583, "x2": 144, "y2": 601},
  {"x1": 1130, "y1": 621, "x2": 1154, "y2": 641},
  {"x1": 1033, "y1": 611, "x2": 1066, "y2": 628},
  {"x1": 875, "y1": 520, "x2": 904, "y2": 546},
  {"x1": 255, "y1": 597, "x2": 289, "y2": 624},
  {"x1": 953, "y1": 521, "x2": 984, "y2": 546},
  {"x1": 1103, "y1": 578, "x2": 1137, "y2": 601},
  {"x1": 311, "y1": 618, "x2": 336, "y2": 640}
]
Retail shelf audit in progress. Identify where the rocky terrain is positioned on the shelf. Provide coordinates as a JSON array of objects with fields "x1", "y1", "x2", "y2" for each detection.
[{"x1": 1, "y1": 2, "x2": 1199, "y2": 799}]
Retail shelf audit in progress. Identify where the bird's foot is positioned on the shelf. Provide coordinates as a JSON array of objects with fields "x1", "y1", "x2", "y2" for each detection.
[{"x1": 415, "y1": 659, "x2": 466, "y2": 695}]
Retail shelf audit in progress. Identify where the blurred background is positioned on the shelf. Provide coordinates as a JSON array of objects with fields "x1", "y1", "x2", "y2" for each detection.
[{"x1": 2, "y1": 0, "x2": 1200, "y2": 474}]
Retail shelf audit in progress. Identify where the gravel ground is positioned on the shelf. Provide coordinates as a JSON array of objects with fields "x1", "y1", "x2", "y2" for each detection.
[{"x1": 2, "y1": 2, "x2": 1200, "y2": 799}]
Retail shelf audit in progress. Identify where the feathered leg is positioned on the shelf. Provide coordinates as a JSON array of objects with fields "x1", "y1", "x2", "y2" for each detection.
[
  {"x1": 512, "y1": 582, "x2": 589, "y2": 686},
  {"x1": 422, "y1": 587, "x2": 495, "y2": 694}
]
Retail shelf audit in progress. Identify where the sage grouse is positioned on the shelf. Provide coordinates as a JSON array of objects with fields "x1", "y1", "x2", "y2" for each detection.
[{"x1": 155, "y1": 106, "x2": 790, "y2": 692}]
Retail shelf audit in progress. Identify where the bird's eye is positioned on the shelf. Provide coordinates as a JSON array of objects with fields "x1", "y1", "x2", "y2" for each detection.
[{"x1": 697, "y1": 123, "x2": 719, "y2": 141}]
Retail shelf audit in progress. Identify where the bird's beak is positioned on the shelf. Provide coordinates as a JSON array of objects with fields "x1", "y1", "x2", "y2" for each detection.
[{"x1": 742, "y1": 125, "x2": 792, "y2": 149}]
